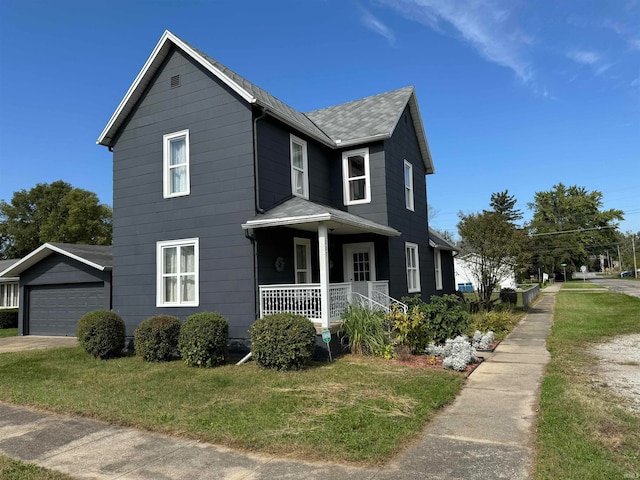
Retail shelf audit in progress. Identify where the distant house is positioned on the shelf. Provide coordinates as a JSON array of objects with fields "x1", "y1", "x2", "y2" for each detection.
[
  {"x1": 0, "y1": 259, "x2": 19, "y2": 310},
  {"x1": 13, "y1": 31, "x2": 455, "y2": 343},
  {"x1": 454, "y1": 253, "x2": 517, "y2": 293},
  {"x1": 428, "y1": 228, "x2": 458, "y2": 294}
]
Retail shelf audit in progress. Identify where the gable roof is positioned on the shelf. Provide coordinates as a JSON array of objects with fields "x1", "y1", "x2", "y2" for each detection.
[
  {"x1": 242, "y1": 196, "x2": 400, "y2": 237},
  {"x1": 97, "y1": 31, "x2": 434, "y2": 173},
  {"x1": 428, "y1": 227, "x2": 458, "y2": 252},
  {"x1": 0, "y1": 243, "x2": 112, "y2": 278},
  {"x1": 0, "y1": 259, "x2": 20, "y2": 279}
]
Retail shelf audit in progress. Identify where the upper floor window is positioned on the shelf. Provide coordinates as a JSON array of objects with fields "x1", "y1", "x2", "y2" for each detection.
[
  {"x1": 0, "y1": 282, "x2": 18, "y2": 308},
  {"x1": 342, "y1": 148, "x2": 370, "y2": 205},
  {"x1": 163, "y1": 129, "x2": 190, "y2": 198},
  {"x1": 404, "y1": 160, "x2": 414, "y2": 211},
  {"x1": 290, "y1": 135, "x2": 309, "y2": 199},
  {"x1": 157, "y1": 238, "x2": 199, "y2": 307},
  {"x1": 434, "y1": 249, "x2": 443, "y2": 290},
  {"x1": 405, "y1": 242, "x2": 421, "y2": 293}
]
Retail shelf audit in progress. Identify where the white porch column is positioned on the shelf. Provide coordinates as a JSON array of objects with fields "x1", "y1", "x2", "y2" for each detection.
[{"x1": 318, "y1": 223, "x2": 330, "y2": 328}]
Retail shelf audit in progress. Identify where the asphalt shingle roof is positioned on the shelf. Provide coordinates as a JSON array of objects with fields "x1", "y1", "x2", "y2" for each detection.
[
  {"x1": 47, "y1": 243, "x2": 113, "y2": 269},
  {"x1": 305, "y1": 87, "x2": 414, "y2": 144},
  {"x1": 428, "y1": 228, "x2": 458, "y2": 251}
]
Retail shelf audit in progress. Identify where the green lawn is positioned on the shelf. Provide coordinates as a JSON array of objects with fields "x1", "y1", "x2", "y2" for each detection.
[
  {"x1": 0, "y1": 328, "x2": 18, "y2": 338},
  {"x1": 0, "y1": 455, "x2": 71, "y2": 480},
  {"x1": 561, "y1": 282, "x2": 605, "y2": 289},
  {"x1": 535, "y1": 291, "x2": 640, "y2": 479},
  {"x1": 0, "y1": 348, "x2": 463, "y2": 465}
]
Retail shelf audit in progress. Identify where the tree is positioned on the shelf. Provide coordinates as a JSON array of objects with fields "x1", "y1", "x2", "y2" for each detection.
[
  {"x1": 527, "y1": 184, "x2": 623, "y2": 277},
  {"x1": 484, "y1": 189, "x2": 523, "y2": 223},
  {"x1": 458, "y1": 192, "x2": 526, "y2": 310},
  {"x1": 0, "y1": 181, "x2": 112, "y2": 259}
]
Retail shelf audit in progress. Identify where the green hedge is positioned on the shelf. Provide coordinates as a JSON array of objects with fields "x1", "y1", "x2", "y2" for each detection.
[
  {"x1": 250, "y1": 313, "x2": 316, "y2": 371},
  {"x1": 77, "y1": 310, "x2": 125, "y2": 359},
  {"x1": 178, "y1": 312, "x2": 228, "y2": 367},
  {"x1": 134, "y1": 315, "x2": 181, "y2": 362},
  {"x1": 0, "y1": 309, "x2": 18, "y2": 329}
]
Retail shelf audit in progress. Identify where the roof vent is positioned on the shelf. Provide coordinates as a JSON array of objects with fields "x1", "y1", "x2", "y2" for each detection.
[{"x1": 170, "y1": 75, "x2": 181, "y2": 88}]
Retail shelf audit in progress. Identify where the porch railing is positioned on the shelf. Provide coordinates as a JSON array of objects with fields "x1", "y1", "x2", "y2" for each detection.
[{"x1": 259, "y1": 283, "x2": 352, "y2": 322}]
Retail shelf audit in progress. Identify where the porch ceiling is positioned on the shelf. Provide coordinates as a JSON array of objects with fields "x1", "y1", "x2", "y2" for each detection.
[{"x1": 242, "y1": 197, "x2": 401, "y2": 237}]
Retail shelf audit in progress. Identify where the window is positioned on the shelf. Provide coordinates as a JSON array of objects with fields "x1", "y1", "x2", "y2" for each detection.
[
  {"x1": 342, "y1": 148, "x2": 370, "y2": 205},
  {"x1": 0, "y1": 282, "x2": 18, "y2": 308},
  {"x1": 434, "y1": 249, "x2": 443, "y2": 290},
  {"x1": 290, "y1": 135, "x2": 309, "y2": 199},
  {"x1": 157, "y1": 238, "x2": 199, "y2": 306},
  {"x1": 163, "y1": 129, "x2": 190, "y2": 198},
  {"x1": 294, "y1": 238, "x2": 311, "y2": 283},
  {"x1": 405, "y1": 242, "x2": 421, "y2": 293},
  {"x1": 404, "y1": 160, "x2": 414, "y2": 211}
]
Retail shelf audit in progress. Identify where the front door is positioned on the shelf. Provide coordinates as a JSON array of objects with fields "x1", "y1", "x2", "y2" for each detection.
[{"x1": 343, "y1": 242, "x2": 376, "y2": 296}]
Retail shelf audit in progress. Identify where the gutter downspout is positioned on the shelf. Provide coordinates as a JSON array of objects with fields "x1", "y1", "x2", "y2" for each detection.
[{"x1": 253, "y1": 105, "x2": 267, "y2": 215}]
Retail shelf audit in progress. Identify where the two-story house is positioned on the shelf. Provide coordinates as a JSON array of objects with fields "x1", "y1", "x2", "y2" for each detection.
[{"x1": 97, "y1": 31, "x2": 454, "y2": 347}]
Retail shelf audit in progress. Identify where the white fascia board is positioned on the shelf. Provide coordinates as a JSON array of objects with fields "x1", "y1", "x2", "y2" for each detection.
[
  {"x1": 97, "y1": 30, "x2": 256, "y2": 146},
  {"x1": 408, "y1": 93, "x2": 435, "y2": 174},
  {"x1": 242, "y1": 213, "x2": 332, "y2": 229},
  {"x1": 0, "y1": 244, "x2": 107, "y2": 277},
  {"x1": 336, "y1": 133, "x2": 390, "y2": 148}
]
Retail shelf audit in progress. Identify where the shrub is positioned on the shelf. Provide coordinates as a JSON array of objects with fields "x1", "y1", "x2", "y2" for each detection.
[
  {"x1": 134, "y1": 315, "x2": 181, "y2": 362},
  {"x1": 0, "y1": 309, "x2": 18, "y2": 329},
  {"x1": 76, "y1": 310, "x2": 125, "y2": 359},
  {"x1": 402, "y1": 294, "x2": 471, "y2": 345},
  {"x1": 442, "y1": 335, "x2": 477, "y2": 371},
  {"x1": 500, "y1": 287, "x2": 518, "y2": 305},
  {"x1": 340, "y1": 304, "x2": 391, "y2": 356},
  {"x1": 178, "y1": 312, "x2": 229, "y2": 367},
  {"x1": 472, "y1": 330, "x2": 495, "y2": 350},
  {"x1": 470, "y1": 310, "x2": 519, "y2": 340},
  {"x1": 387, "y1": 304, "x2": 429, "y2": 354},
  {"x1": 250, "y1": 313, "x2": 316, "y2": 370}
]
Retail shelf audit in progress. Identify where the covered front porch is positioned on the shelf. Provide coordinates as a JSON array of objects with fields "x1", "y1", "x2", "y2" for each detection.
[{"x1": 242, "y1": 197, "x2": 407, "y2": 328}]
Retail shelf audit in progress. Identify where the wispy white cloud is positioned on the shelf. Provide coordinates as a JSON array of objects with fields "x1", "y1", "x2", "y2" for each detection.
[
  {"x1": 357, "y1": 5, "x2": 396, "y2": 45},
  {"x1": 629, "y1": 38, "x2": 640, "y2": 51},
  {"x1": 567, "y1": 50, "x2": 601, "y2": 65},
  {"x1": 375, "y1": 0, "x2": 534, "y2": 84}
]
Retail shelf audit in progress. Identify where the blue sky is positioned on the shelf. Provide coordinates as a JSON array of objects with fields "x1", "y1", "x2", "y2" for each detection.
[{"x1": 1, "y1": 0, "x2": 639, "y2": 237}]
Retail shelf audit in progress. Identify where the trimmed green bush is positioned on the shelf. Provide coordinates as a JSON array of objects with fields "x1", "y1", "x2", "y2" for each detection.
[
  {"x1": 0, "y1": 309, "x2": 18, "y2": 329},
  {"x1": 76, "y1": 310, "x2": 125, "y2": 359},
  {"x1": 134, "y1": 315, "x2": 181, "y2": 362},
  {"x1": 402, "y1": 294, "x2": 471, "y2": 345},
  {"x1": 178, "y1": 312, "x2": 228, "y2": 367},
  {"x1": 499, "y1": 287, "x2": 517, "y2": 305},
  {"x1": 250, "y1": 313, "x2": 316, "y2": 371}
]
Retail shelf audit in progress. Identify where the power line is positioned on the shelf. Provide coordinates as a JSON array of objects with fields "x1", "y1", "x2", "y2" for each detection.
[{"x1": 529, "y1": 225, "x2": 614, "y2": 237}]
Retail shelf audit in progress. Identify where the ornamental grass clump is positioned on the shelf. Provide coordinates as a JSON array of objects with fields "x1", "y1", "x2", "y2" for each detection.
[
  {"x1": 178, "y1": 312, "x2": 228, "y2": 367},
  {"x1": 339, "y1": 304, "x2": 391, "y2": 357},
  {"x1": 250, "y1": 313, "x2": 316, "y2": 370},
  {"x1": 133, "y1": 315, "x2": 181, "y2": 362},
  {"x1": 77, "y1": 310, "x2": 125, "y2": 359}
]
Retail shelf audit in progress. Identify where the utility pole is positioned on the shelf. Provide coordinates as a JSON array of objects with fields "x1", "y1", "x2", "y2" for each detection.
[
  {"x1": 633, "y1": 235, "x2": 638, "y2": 279},
  {"x1": 617, "y1": 245, "x2": 623, "y2": 274}
]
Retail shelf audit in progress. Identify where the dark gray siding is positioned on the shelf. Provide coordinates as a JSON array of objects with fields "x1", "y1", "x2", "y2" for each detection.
[
  {"x1": 383, "y1": 107, "x2": 433, "y2": 301},
  {"x1": 439, "y1": 250, "x2": 456, "y2": 294},
  {"x1": 339, "y1": 142, "x2": 388, "y2": 225},
  {"x1": 111, "y1": 47, "x2": 256, "y2": 339},
  {"x1": 18, "y1": 253, "x2": 111, "y2": 335},
  {"x1": 257, "y1": 117, "x2": 333, "y2": 211}
]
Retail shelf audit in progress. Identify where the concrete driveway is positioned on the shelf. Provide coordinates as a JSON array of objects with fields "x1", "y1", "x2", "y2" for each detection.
[{"x1": 0, "y1": 336, "x2": 77, "y2": 353}]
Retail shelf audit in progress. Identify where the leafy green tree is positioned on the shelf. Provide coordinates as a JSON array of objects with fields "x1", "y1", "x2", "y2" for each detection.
[
  {"x1": 527, "y1": 184, "x2": 623, "y2": 277},
  {"x1": 0, "y1": 181, "x2": 112, "y2": 259},
  {"x1": 458, "y1": 192, "x2": 526, "y2": 310}
]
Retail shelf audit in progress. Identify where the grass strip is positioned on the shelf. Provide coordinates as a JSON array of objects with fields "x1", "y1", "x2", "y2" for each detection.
[
  {"x1": 535, "y1": 291, "x2": 640, "y2": 480},
  {"x1": 0, "y1": 455, "x2": 72, "y2": 480},
  {"x1": 0, "y1": 350, "x2": 463, "y2": 465},
  {"x1": 0, "y1": 328, "x2": 18, "y2": 338}
]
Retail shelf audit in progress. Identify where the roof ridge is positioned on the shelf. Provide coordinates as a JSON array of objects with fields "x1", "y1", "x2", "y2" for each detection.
[{"x1": 305, "y1": 86, "x2": 414, "y2": 115}]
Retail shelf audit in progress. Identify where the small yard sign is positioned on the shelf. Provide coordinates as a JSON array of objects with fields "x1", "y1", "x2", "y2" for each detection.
[{"x1": 321, "y1": 330, "x2": 331, "y2": 343}]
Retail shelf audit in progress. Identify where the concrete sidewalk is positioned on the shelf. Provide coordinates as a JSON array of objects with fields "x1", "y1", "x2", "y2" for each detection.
[{"x1": 0, "y1": 292, "x2": 556, "y2": 480}]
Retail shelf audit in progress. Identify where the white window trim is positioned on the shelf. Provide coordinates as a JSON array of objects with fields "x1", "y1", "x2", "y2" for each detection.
[
  {"x1": 404, "y1": 160, "x2": 414, "y2": 211},
  {"x1": 434, "y1": 248, "x2": 443, "y2": 290},
  {"x1": 163, "y1": 129, "x2": 190, "y2": 198},
  {"x1": 294, "y1": 237, "x2": 312, "y2": 283},
  {"x1": 156, "y1": 238, "x2": 199, "y2": 307},
  {"x1": 290, "y1": 134, "x2": 309, "y2": 199},
  {"x1": 342, "y1": 148, "x2": 371, "y2": 206},
  {"x1": 0, "y1": 281, "x2": 19, "y2": 308},
  {"x1": 405, "y1": 242, "x2": 421, "y2": 293}
]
